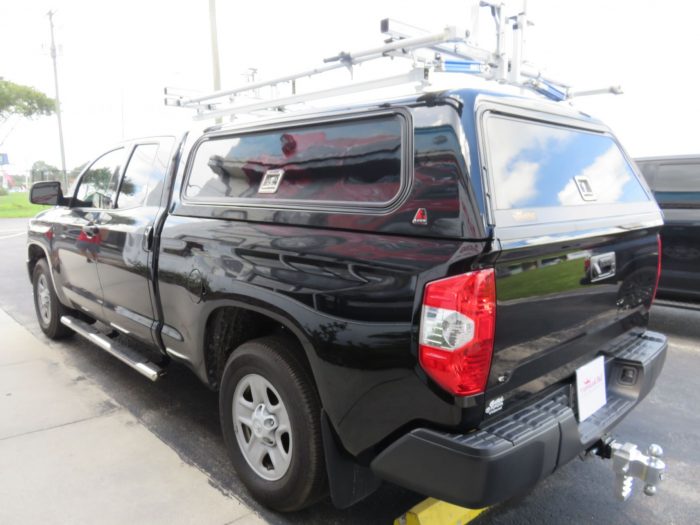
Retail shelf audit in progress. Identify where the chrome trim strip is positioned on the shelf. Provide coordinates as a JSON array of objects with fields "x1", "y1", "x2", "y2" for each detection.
[{"x1": 499, "y1": 217, "x2": 664, "y2": 250}]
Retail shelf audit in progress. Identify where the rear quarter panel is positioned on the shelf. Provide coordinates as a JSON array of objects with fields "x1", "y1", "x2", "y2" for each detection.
[{"x1": 157, "y1": 217, "x2": 485, "y2": 455}]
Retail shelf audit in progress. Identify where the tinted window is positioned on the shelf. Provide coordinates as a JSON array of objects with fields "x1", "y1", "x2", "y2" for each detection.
[
  {"x1": 185, "y1": 115, "x2": 402, "y2": 204},
  {"x1": 653, "y1": 162, "x2": 700, "y2": 207},
  {"x1": 656, "y1": 162, "x2": 700, "y2": 190},
  {"x1": 486, "y1": 117, "x2": 649, "y2": 210},
  {"x1": 75, "y1": 148, "x2": 124, "y2": 208},
  {"x1": 117, "y1": 144, "x2": 166, "y2": 209},
  {"x1": 635, "y1": 160, "x2": 655, "y2": 182}
]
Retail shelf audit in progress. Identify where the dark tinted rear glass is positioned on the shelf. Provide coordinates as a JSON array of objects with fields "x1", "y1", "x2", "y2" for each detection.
[
  {"x1": 656, "y1": 162, "x2": 700, "y2": 191},
  {"x1": 185, "y1": 115, "x2": 403, "y2": 205},
  {"x1": 486, "y1": 116, "x2": 649, "y2": 210},
  {"x1": 638, "y1": 161, "x2": 700, "y2": 207},
  {"x1": 654, "y1": 191, "x2": 700, "y2": 205}
]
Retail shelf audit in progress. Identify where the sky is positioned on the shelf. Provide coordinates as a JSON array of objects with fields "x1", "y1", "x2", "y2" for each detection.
[{"x1": 1, "y1": 0, "x2": 699, "y2": 174}]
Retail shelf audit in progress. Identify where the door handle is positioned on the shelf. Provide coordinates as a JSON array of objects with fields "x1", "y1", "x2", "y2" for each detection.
[
  {"x1": 590, "y1": 252, "x2": 616, "y2": 282},
  {"x1": 143, "y1": 225, "x2": 154, "y2": 252}
]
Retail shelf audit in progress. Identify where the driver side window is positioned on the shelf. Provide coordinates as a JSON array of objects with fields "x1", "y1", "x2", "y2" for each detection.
[{"x1": 75, "y1": 148, "x2": 124, "y2": 208}]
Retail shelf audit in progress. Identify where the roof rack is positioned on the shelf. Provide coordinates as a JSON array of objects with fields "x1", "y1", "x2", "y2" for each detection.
[{"x1": 165, "y1": 2, "x2": 622, "y2": 121}]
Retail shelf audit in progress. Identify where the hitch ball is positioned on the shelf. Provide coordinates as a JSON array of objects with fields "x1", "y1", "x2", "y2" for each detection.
[{"x1": 593, "y1": 439, "x2": 666, "y2": 501}]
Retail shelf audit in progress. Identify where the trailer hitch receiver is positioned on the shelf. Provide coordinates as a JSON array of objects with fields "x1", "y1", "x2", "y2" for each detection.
[{"x1": 592, "y1": 437, "x2": 666, "y2": 500}]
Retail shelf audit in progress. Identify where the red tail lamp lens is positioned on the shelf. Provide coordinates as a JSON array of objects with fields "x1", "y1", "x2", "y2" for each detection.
[{"x1": 419, "y1": 269, "x2": 496, "y2": 396}]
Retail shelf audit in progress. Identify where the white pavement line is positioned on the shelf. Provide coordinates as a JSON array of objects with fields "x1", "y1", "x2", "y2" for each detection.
[
  {"x1": 670, "y1": 341, "x2": 699, "y2": 352},
  {"x1": 0, "y1": 232, "x2": 25, "y2": 240}
]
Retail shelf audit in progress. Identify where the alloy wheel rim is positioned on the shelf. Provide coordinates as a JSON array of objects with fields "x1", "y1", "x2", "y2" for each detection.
[
  {"x1": 37, "y1": 274, "x2": 51, "y2": 325},
  {"x1": 232, "y1": 373, "x2": 292, "y2": 481}
]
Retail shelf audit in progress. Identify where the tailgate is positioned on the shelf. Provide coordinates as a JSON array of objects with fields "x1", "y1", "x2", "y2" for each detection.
[{"x1": 479, "y1": 112, "x2": 663, "y2": 411}]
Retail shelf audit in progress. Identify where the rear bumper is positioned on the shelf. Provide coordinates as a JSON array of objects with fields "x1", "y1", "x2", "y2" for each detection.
[{"x1": 370, "y1": 330, "x2": 667, "y2": 508}]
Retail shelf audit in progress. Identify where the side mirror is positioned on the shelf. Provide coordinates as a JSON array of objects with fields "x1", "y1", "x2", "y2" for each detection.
[{"x1": 30, "y1": 181, "x2": 66, "y2": 206}]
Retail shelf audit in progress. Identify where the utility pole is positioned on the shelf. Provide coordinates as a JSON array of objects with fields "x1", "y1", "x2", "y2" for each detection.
[
  {"x1": 208, "y1": 0, "x2": 222, "y2": 123},
  {"x1": 209, "y1": 0, "x2": 221, "y2": 92},
  {"x1": 47, "y1": 10, "x2": 67, "y2": 188}
]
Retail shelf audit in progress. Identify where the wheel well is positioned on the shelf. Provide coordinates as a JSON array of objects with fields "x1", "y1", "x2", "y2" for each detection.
[
  {"x1": 204, "y1": 306, "x2": 314, "y2": 390},
  {"x1": 27, "y1": 244, "x2": 47, "y2": 278}
]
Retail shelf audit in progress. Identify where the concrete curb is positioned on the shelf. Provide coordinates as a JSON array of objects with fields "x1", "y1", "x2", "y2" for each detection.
[{"x1": 0, "y1": 308, "x2": 267, "y2": 525}]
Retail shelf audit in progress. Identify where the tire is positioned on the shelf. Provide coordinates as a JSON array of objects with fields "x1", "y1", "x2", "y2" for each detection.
[
  {"x1": 32, "y1": 258, "x2": 73, "y2": 339},
  {"x1": 219, "y1": 335, "x2": 327, "y2": 512}
]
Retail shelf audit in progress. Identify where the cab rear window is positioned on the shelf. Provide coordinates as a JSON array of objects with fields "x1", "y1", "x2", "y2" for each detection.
[
  {"x1": 485, "y1": 116, "x2": 649, "y2": 210},
  {"x1": 638, "y1": 161, "x2": 700, "y2": 207},
  {"x1": 184, "y1": 114, "x2": 403, "y2": 206}
]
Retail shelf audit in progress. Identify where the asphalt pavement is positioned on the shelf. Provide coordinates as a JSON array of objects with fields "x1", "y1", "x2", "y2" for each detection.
[{"x1": 1, "y1": 217, "x2": 698, "y2": 524}]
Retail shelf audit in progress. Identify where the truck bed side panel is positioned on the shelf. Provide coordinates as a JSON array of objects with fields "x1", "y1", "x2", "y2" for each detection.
[{"x1": 157, "y1": 216, "x2": 485, "y2": 455}]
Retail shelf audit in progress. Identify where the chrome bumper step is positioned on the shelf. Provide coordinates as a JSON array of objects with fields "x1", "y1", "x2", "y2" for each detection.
[{"x1": 60, "y1": 315, "x2": 165, "y2": 382}]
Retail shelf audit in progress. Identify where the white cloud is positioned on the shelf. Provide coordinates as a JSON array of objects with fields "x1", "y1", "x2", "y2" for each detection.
[
  {"x1": 496, "y1": 160, "x2": 539, "y2": 208},
  {"x1": 489, "y1": 119, "x2": 571, "y2": 209},
  {"x1": 558, "y1": 145, "x2": 631, "y2": 205}
]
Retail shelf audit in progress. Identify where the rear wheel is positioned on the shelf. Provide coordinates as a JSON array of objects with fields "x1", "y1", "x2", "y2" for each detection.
[
  {"x1": 32, "y1": 258, "x2": 73, "y2": 339},
  {"x1": 219, "y1": 335, "x2": 327, "y2": 511}
]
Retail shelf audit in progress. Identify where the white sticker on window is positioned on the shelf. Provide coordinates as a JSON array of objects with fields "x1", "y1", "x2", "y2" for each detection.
[
  {"x1": 258, "y1": 169, "x2": 285, "y2": 194},
  {"x1": 574, "y1": 175, "x2": 597, "y2": 201}
]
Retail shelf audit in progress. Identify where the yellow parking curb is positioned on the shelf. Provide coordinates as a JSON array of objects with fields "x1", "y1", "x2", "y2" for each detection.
[{"x1": 394, "y1": 498, "x2": 487, "y2": 525}]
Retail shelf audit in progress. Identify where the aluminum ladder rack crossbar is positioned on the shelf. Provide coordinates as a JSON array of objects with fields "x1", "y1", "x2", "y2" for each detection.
[
  {"x1": 165, "y1": 26, "x2": 460, "y2": 112},
  {"x1": 190, "y1": 68, "x2": 428, "y2": 121},
  {"x1": 380, "y1": 18, "x2": 495, "y2": 73},
  {"x1": 165, "y1": 1, "x2": 623, "y2": 121},
  {"x1": 380, "y1": 17, "x2": 602, "y2": 100}
]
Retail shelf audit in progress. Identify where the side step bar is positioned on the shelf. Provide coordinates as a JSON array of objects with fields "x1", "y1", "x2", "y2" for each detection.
[{"x1": 60, "y1": 316, "x2": 165, "y2": 382}]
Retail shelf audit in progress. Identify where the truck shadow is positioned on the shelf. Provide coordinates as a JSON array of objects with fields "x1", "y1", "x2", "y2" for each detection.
[
  {"x1": 46, "y1": 323, "x2": 422, "y2": 525},
  {"x1": 650, "y1": 302, "x2": 700, "y2": 340}
]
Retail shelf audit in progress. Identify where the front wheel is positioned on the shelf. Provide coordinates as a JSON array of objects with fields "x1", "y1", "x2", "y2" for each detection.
[
  {"x1": 219, "y1": 335, "x2": 327, "y2": 512},
  {"x1": 32, "y1": 258, "x2": 73, "y2": 339}
]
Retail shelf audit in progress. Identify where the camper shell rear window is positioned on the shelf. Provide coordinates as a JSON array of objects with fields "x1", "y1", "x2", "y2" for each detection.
[{"x1": 484, "y1": 116, "x2": 650, "y2": 210}]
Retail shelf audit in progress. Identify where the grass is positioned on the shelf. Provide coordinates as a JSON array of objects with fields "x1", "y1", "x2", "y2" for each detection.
[
  {"x1": 498, "y1": 258, "x2": 584, "y2": 301},
  {"x1": 0, "y1": 192, "x2": 48, "y2": 218}
]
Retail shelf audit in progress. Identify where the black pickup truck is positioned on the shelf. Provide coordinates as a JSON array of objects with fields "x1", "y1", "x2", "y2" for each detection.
[
  {"x1": 27, "y1": 89, "x2": 667, "y2": 512},
  {"x1": 636, "y1": 155, "x2": 700, "y2": 301}
]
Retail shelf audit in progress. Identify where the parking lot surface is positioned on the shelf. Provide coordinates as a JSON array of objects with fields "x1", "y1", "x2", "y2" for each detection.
[{"x1": 1, "y1": 217, "x2": 698, "y2": 524}]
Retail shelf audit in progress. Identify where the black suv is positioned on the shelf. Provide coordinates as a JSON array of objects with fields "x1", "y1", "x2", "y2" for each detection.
[
  {"x1": 636, "y1": 155, "x2": 700, "y2": 301},
  {"x1": 27, "y1": 88, "x2": 667, "y2": 512}
]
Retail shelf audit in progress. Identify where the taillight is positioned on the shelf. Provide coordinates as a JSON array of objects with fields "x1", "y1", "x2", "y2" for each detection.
[
  {"x1": 419, "y1": 268, "x2": 496, "y2": 396},
  {"x1": 651, "y1": 234, "x2": 662, "y2": 306}
]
